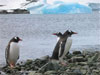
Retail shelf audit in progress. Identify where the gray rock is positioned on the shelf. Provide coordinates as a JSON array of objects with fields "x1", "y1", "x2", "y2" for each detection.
[
  {"x1": 28, "y1": 71, "x2": 36, "y2": 75},
  {"x1": 44, "y1": 71, "x2": 58, "y2": 75},
  {"x1": 88, "y1": 53, "x2": 99, "y2": 63},
  {"x1": 68, "y1": 57, "x2": 86, "y2": 63},
  {"x1": 38, "y1": 60, "x2": 60, "y2": 73},
  {"x1": 80, "y1": 69, "x2": 87, "y2": 74},
  {"x1": 28, "y1": 71, "x2": 43, "y2": 75},
  {"x1": 78, "y1": 62, "x2": 88, "y2": 66},
  {"x1": 82, "y1": 51, "x2": 90, "y2": 55},
  {"x1": 67, "y1": 72, "x2": 82, "y2": 75},
  {"x1": 39, "y1": 55, "x2": 50, "y2": 61},
  {"x1": 34, "y1": 73, "x2": 43, "y2": 75},
  {"x1": 73, "y1": 51, "x2": 82, "y2": 55},
  {"x1": 92, "y1": 70, "x2": 99, "y2": 73},
  {"x1": 25, "y1": 59, "x2": 33, "y2": 65}
]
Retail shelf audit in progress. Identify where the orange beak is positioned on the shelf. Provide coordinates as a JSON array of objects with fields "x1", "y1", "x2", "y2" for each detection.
[
  {"x1": 19, "y1": 38, "x2": 22, "y2": 41},
  {"x1": 52, "y1": 33, "x2": 57, "y2": 35},
  {"x1": 73, "y1": 32, "x2": 78, "y2": 34}
]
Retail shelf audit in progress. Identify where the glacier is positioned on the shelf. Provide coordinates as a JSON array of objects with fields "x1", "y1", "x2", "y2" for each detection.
[{"x1": 26, "y1": 0, "x2": 92, "y2": 14}]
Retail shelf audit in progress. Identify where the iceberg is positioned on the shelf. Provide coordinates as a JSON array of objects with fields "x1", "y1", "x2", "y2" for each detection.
[{"x1": 26, "y1": 0, "x2": 92, "y2": 14}]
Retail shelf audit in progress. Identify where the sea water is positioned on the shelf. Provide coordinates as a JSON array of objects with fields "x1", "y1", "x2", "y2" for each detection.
[{"x1": 0, "y1": 12, "x2": 100, "y2": 64}]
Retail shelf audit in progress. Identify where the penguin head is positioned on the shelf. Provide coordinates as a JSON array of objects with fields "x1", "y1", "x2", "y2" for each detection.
[
  {"x1": 64, "y1": 30, "x2": 77, "y2": 36},
  {"x1": 69, "y1": 30, "x2": 77, "y2": 36},
  {"x1": 53, "y1": 32, "x2": 62, "y2": 37},
  {"x1": 11, "y1": 36, "x2": 22, "y2": 43}
]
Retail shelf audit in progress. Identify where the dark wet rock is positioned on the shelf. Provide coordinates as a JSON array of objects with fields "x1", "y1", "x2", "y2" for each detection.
[
  {"x1": 28, "y1": 71, "x2": 36, "y2": 75},
  {"x1": 73, "y1": 69, "x2": 82, "y2": 75},
  {"x1": 66, "y1": 53, "x2": 73, "y2": 59},
  {"x1": 68, "y1": 57, "x2": 87, "y2": 63},
  {"x1": 20, "y1": 58, "x2": 49, "y2": 71},
  {"x1": 66, "y1": 72, "x2": 82, "y2": 75},
  {"x1": 88, "y1": 53, "x2": 100, "y2": 63},
  {"x1": 38, "y1": 60, "x2": 61, "y2": 73},
  {"x1": 80, "y1": 69, "x2": 87, "y2": 74},
  {"x1": 39, "y1": 55, "x2": 50, "y2": 61},
  {"x1": 73, "y1": 51, "x2": 82, "y2": 55},
  {"x1": 25, "y1": 59, "x2": 33, "y2": 65},
  {"x1": 77, "y1": 62, "x2": 88, "y2": 66},
  {"x1": 44, "y1": 71, "x2": 58, "y2": 75},
  {"x1": 28, "y1": 71, "x2": 43, "y2": 75}
]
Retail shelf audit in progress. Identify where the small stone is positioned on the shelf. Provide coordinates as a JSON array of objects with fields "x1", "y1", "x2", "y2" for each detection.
[
  {"x1": 69, "y1": 57, "x2": 86, "y2": 63},
  {"x1": 6, "y1": 69, "x2": 12, "y2": 74},
  {"x1": 25, "y1": 72, "x2": 29, "y2": 75},
  {"x1": 35, "y1": 73, "x2": 43, "y2": 75},
  {"x1": 88, "y1": 53, "x2": 99, "y2": 63},
  {"x1": 73, "y1": 69, "x2": 81, "y2": 73},
  {"x1": 25, "y1": 59, "x2": 33, "y2": 65},
  {"x1": 92, "y1": 70, "x2": 99, "y2": 73},
  {"x1": 44, "y1": 71, "x2": 57, "y2": 74},
  {"x1": 82, "y1": 51, "x2": 90, "y2": 55},
  {"x1": 28, "y1": 71, "x2": 36, "y2": 75},
  {"x1": 73, "y1": 51, "x2": 81, "y2": 55},
  {"x1": 15, "y1": 66, "x2": 21, "y2": 71},
  {"x1": 40, "y1": 55, "x2": 50, "y2": 60},
  {"x1": 67, "y1": 72, "x2": 82, "y2": 75},
  {"x1": 82, "y1": 65, "x2": 89, "y2": 69},
  {"x1": 38, "y1": 60, "x2": 60, "y2": 73},
  {"x1": 78, "y1": 62, "x2": 88, "y2": 66},
  {"x1": 66, "y1": 53, "x2": 73, "y2": 59},
  {"x1": 81, "y1": 69, "x2": 87, "y2": 74}
]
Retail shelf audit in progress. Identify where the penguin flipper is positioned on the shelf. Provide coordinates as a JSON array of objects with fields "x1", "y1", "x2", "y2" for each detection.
[{"x1": 5, "y1": 44, "x2": 10, "y2": 66}]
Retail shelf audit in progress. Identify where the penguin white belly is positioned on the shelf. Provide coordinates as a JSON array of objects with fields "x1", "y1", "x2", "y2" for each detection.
[
  {"x1": 9, "y1": 42, "x2": 19, "y2": 63},
  {"x1": 57, "y1": 37, "x2": 60, "y2": 41},
  {"x1": 62, "y1": 37, "x2": 72, "y2": 58}
]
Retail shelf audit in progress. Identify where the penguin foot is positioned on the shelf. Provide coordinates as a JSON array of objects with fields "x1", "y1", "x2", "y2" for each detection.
[
  {"x1": 9, "y1": 62, "x2": 15, "y2": 68},
  {"x1": 60, "y1": 62, "x2": 67, "y2": 66}
]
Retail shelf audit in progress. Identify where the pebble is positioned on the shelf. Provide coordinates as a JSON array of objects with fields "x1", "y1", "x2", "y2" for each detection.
[{"x1": 73, "y1": 51, "x2": 82, "y2": 55}]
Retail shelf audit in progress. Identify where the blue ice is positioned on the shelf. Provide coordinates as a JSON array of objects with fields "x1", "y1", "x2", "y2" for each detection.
[{"x1": 27, "y1": 1, "x2": 92, "y2": 14}]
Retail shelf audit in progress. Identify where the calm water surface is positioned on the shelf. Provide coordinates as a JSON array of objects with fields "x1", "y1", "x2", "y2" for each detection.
[{"x1": 0, "y1": 13, "x2": 100, "y2": 64}]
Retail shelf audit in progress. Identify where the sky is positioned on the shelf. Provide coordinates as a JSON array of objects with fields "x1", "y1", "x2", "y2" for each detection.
[{"x1": 0, "y1": 0, "x2": 99, "y2": 9}]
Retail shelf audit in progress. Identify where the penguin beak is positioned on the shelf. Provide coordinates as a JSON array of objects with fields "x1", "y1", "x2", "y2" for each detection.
[
  {"x1": 52, "y1": 33, "x2": 57, "y2": 35},
  {"x1": 19, "y1": 38, "x2": 22, "y2": 41},
  {"x1": 73, "y1": 32, "x2": 77, "y2": 34}
]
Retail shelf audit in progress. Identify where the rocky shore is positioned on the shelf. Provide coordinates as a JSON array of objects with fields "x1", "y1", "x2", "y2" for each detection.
[{"x1": 0, "y1": 50, "x2": 100, "y2": 75}]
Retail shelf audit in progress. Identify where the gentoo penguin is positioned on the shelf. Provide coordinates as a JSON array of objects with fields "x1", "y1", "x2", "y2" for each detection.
[
  {"x1": 5, "y1": 36, "x2": 22, "y2": 68},
  {"x1": 51, "y1": 30, "x2": 77, "y2": 65},
  {"x1": 51, "y1": 32, "x2": 63, "y2": 60}
]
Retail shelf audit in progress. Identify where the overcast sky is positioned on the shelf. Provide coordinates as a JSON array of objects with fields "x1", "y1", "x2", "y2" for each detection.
[{"x1": 0, "y1": 0, "x2": 99, "y2": 9}]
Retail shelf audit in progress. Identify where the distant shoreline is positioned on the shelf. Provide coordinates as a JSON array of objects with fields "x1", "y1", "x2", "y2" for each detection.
[
  {"x1": 0, "y1": 9, "x2": 100, "y2": 14},
  {"x1": 0, "y1": 9, "x2": 30, "y2": 14}
]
